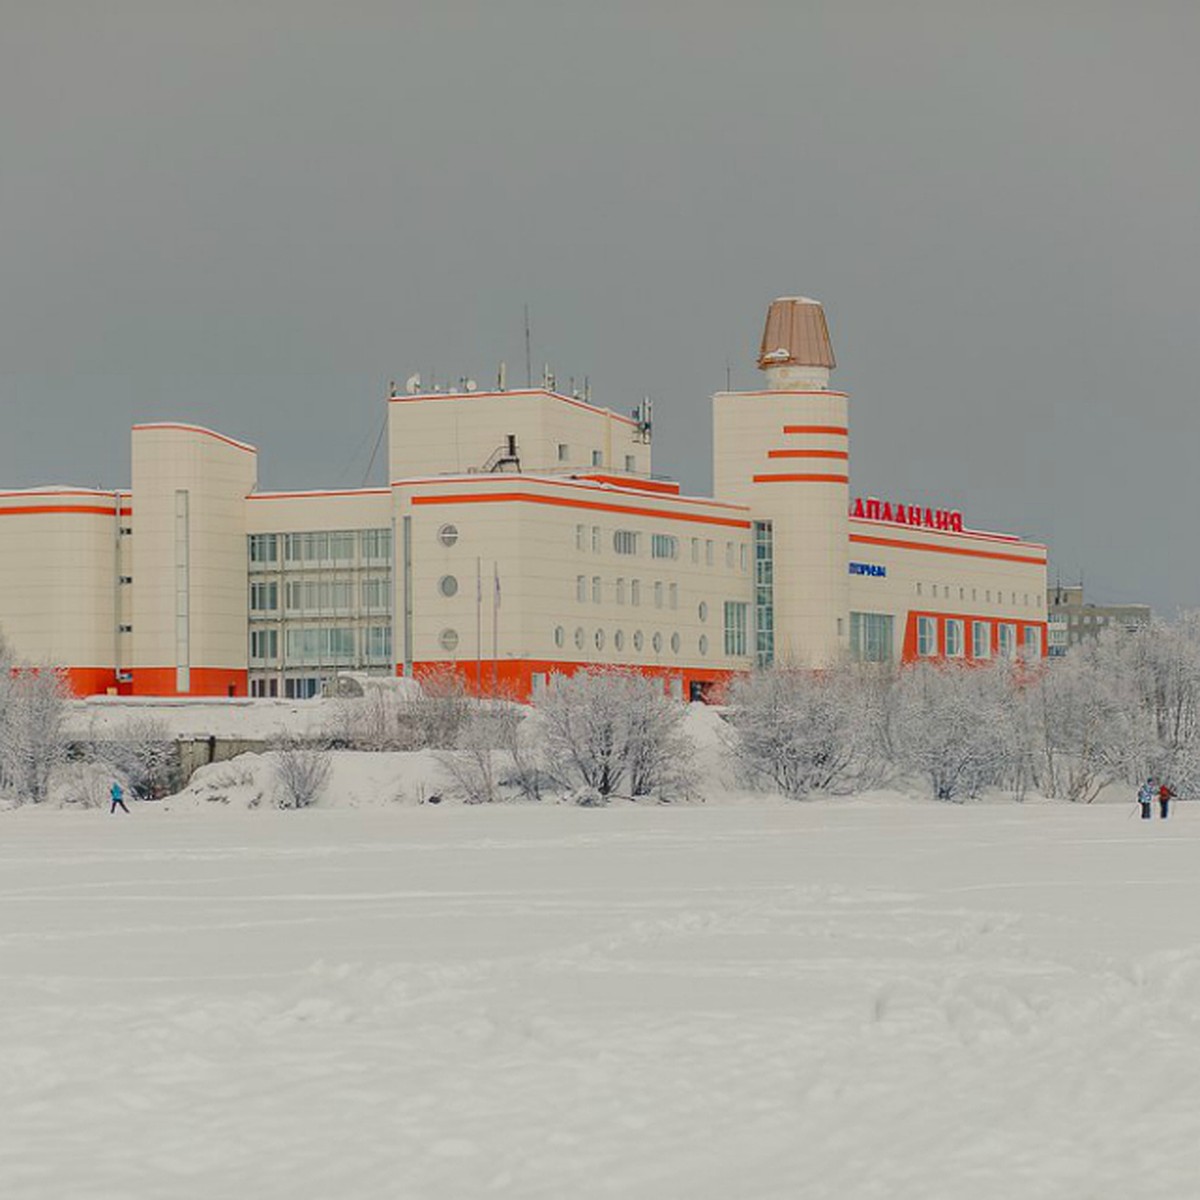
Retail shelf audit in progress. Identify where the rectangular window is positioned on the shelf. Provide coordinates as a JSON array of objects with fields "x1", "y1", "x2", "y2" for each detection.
[
  {"x1": 691, "y1": 538, "x2": 700, "y2": 564},
  {"x1": 849, "y1": 612, "x2": 893, "y2": 663},
  {"x1": 972, "y1": 620, "x2": 991, "y2": 659},
  {"x1": 365, "y1": 625, "x2": 392, "y2": 660},
  {"x1": 725, "y1": 542, "x2": 735, "y2": 568},
  {"x1": 329, "y1": 532, "x2": 356, "y2": 562},
  {"x1": 592, "y1": 526, "x2": 601, "y2": 553},
  {"x1": 250, "y1": 582, "x2": 278, "y2": 612},
  {"x1": 631, "y1": 579, "x2": 641, "y2": 606},
  {"x1": 917, "y1": 615, "x2": 938, "y2": 657},
  {"x1": 753, "y1": 521, "x2": 774, "y2": 668},
  {"x1": 361, "y1": 528, "x2": 391, "y2": 561},
  {"x1": 592, "y1": 449, "x2": 603, "y2": 466},
  {"x1": 613, "y1": 530, "x2": 640, "y2": 555},
  {"x1": 361, "y1": 577, "x2": 389, "y2": 610},
  {"x1": 945, "y1": 618, "x2": 964, "y2": 658},
  {"x1": 1023, "y1": 626, "x2": 1041, "y2": 657},
  {"x1": 285, "y1": 677, "x2": 321, "y2": 700},
  {"x1": 624, "y1": 455, "x2": 636, "y2": 472},
  {"x1": 739, "y1": 544, "x2": 748, "y2": 571},
  {"x1": 651, "y1": 534, "x2": 678, "y2": 560},
  {"x1": 558, "y1": 443, "x2": 569, "y2": 462},
  {"x1": 250, "y1": 629, "x2": 278, "y2": 661},
  {"x1": 998, "y1": 623, "x2": 1016, "y2": 659},
  {"x1": 576, "y1": 524, "x2": 586, "y2": 551},
  {"x1": 576, "y1": 575, "x2": 587, "y2": 603},
  {"x1": 705, "y1": 540, "x2": 714, "y2": 566},
  {"x1": 723, "y1": 601, "x2": 749, "y2": 657},
  {"x1": 592, "y1": 576, "x2": 602, "y2": 604},
  {"x1": 616, "y1": 577, "x2": 626, "y2": 605},
  {"x1": 284, "y1": 626, "x2": 356, "y2": 664},
  {"x1": 249, "y1": 533, "x2": 277, "y2": 563},
  {"x1": 668, "y1": 582, "x2": 678, "y2": 610},
  {"x1": 653, "y1": 581, "x2": 663, "y2": 608}
]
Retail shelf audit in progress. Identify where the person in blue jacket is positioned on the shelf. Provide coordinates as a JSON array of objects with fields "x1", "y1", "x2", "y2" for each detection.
[
  {"x1": 110, "y1": 780, "x2": 129, "y2": 814},
  {"x1": 1137, "y1": 778, "x2": 1155, "y2": 820}
]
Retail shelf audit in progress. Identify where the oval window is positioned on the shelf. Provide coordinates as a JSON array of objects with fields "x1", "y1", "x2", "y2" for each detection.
[
  {"x1": 574, "y1": 627, "x2": 586, "y2": 650},
  {"x1": 554, "y1": 625, "x2": 565, "y2": 649},
  {"x1": 670, "y1": 632, "x2": 680, "y2": 654},
  {"x1": 698, "y1": 601, "x2": 708, "y2": 622},
  {"x1": 437, "y1": 524, "x2": 459, "y2": 547},
  {"x1": 699, "y1": 634, "x2": 709, "y2": 656},
  {"x1": 595, "y1": 629, "x2": 605, "y2": 651},
  {"x1": 439, "y1": 628, "x2": 459, "y2": 653},
  {"x1": 633, "y1": 630, "x2": 644, "y2": 652},
  {"x1": 652, "y1": 631, "x2": 663, "y2": 653},
  {"x1": 614, "y1": 629, "x2": 625, "y2": 652},
  {"x1": 438, "y1": 575, "x2": 458, "y2": 597}
]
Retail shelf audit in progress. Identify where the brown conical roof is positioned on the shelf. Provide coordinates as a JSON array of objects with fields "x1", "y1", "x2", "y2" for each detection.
[{"x1": 757, "y1": 297, "x2": 836, "y2": 371}]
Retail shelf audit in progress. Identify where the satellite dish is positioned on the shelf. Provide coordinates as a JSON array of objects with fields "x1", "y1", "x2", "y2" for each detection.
[
  {"x1": 465, "y1": 379, "x2": 477, "y2": 393},
  {"x1": 405, "y1": 373, "x2": 422, "y2": 394}
]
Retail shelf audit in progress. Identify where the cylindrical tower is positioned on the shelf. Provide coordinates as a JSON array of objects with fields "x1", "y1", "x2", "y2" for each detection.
[{"x1": 713, "y1": 297, "x2": 849, "y2": 666}]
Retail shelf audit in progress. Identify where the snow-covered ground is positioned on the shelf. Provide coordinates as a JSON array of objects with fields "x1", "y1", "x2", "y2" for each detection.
[{"x1": 3, "y1": 800, "x2": 1200, "y2": 1199}]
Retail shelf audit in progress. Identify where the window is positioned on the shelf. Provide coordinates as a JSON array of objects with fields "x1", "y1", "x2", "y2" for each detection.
[
  {"x1": 740, "y1": 544, "x2": 748, "y2": 571},
  {"x1": 624, "y1": 455, "x2": 636, "y2": 472},
  {"x1": 438, "y1": 575, "x2": 458, "y2": 598},
  {"x1": 249, "y1": 533, "x2": 277, "y2": 563},
  {"x1": 592, "y1": 450, "x2": 603, "y2": 467},
  {"x1": 595, "y1": 629, "x2": 605, "y2": 650},
  {"x1": 631, "y1": 580, "x2": 641, "y2": 606},
  {"x1": 705, "y1": 540, "x2": 714, "y2": 566},
  {"x1": 691, "y1": 538, "x2": 700, "y2": 564},
  {"x1": 558, "y1": 443, "x2": 569, "y2": 462},
  {"x1": 250, "y1": 582, "x2": 278, "y2": 612},
  {"x1": 670, "y1": 632, "x2": 680, "y2": 654},
  {"x1": 577, "y1": 575, "x2": 587, "y2": 603},
  {"x1": 917, "y1": 616, "x2": 938, "y2": 657},
  {"x1": 285, "y1": 532, "x2": 332, "y2": 563},
  {"x1": 285, "y1": 677, "x2": 320, "y2": 700},
  {"x1": 285, "y1": 580, "x2": 353, "y2": 612},
  {"x1": 284, "y1": 626, "x2": 357, "y2": 663},
  {"x1": 1023, "y1": 626, "x2": 1041, "y2": 657},
  {"x1": 916, "y1": 582, "x2": 922, "y2": 596},
  {"x1": 365, "y1": 626, "x2": 392, "y2": 660},
  {"x1": 616, "y1": 578, "x2": 626, "y2": 605},
  {"x1": 592, "y1": 576, "x2": 602, "y2": 604},
  {"x1": 439, "y1": 628, "x2": 459, "y2": 653},
  {"x1": 698, "y1": 601, "x2": 708, "y2": 622},
  {"x1": 592, "y1": 526, "x2": 601, "y2": 553},
  {"x1": 849, "y1": 612, "x2": 893, "y2": 663},
  {"x1": 362, "y1": 529, "x2": 391, "y2": 560},
  {"x1": 329, "y1": 532, "x2": 355, "y2": 561},
  {"x1": 723, "y1": 601, "x2": 748, "y2": 657},
  {"x1": 972, "y1": 621, "x2": 991, "y2": 659},
  {"x1": 576, "y1": 524, "x2": 586, "y2": 551},
  {"x1": 613, "y1": 530, "x2": 640, "y2": 555},
  {"x1": 250, "y1": 629, "x2": 278, "y2": 661},
  {"x1": 998, "y1": 623, "x2": 1016, "y2": 659},
  {"x1": 699, "y1": 634, "x2": 709, "y2": 656},
  {"x1": 614, "y1": 628, "x2": 626, "y2": 652},
  {"x1": 946, "y1": 619, "x2": 964, "y2": 658},
  {"x1": 554, "y1": 626, "x2": 565, "y2": 648},
  {"x1": 118, "y1": 575, "x2": 132, "y2": 585},
  {"x1": 959, "y1": 588, "x2": 965, "y2": 601},
  {"x1": 725, "y1": 542, "x2": 735, "y2": 568},
  {"x1": 633, "y1": 629, "x2": 644, "y2": 652},
  {"x1": 753, "y1": 520, "x2": 774, "y2": 669},
  {"x1": 651, "y1": 534, "x2": 678, "y2": 560},
  {"x1": 362, "y1": 577, "x2": 389, "y2": 609},
  {"x1": 668, "y1": 583, "x2": 678, "y2": 610},
  {"x1": 652, "y1": 631, "x2": 663, "y2": 653},
  {"x1": 654, "y1": 581, "x2": 663, "y2": 608},
  {"x1": 574, "y1": 627, "x2": 586, "y2": 650},
  {"x1": 437, "y1": 524, "x2": 459, "y2": 547}
]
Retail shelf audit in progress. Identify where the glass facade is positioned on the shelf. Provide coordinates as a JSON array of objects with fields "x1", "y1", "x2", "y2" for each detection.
[
  {"x1": 850, "y1": 612, "x2": 893, "y2": 663},
  {"x1": 753, "y1": 521, "x2": 774, "y2": 668}
]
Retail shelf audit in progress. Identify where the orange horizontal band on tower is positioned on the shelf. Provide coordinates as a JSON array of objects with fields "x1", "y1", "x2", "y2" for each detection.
[
  {"x1": 782, "y1": 425, "x2": 848, "y2": 436},
  {"x1": 850, "y1": 533, "x2": 1046, "y2": 566},
  {"x1": 766, "y1": 449, "x2": 849, "y2": 460},
  {"x1": 0, "y1": 505, "x2": 125, "y2": 517},
  {"x1": 751, "y1": 473, "x2": 850, "y2": 484},
  {"x1": 410, "y1": 491, "x2": 752, "y2": 529}
]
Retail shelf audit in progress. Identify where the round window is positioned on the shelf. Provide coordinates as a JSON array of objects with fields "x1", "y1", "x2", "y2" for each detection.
[
  {"x1": 652, "y1": 631, "x2": 663, "y2": 654},
  {"x1": 670, "y1": 632, "x2": 680, "y2": 654},
  {"x1": 554, "y1": 625, "x2": 565, "y2": 649},
  {"x1": 438, "y1": 574, "x2": 458, "y2": 598},
  {"x1": 574, "y1": 627, "x2": 586, "y2": 650},
  {"x1": 633, "y1": 630, "x2": 644, "y2": 652},
  {"x1": 699, "y1": 634, "x2": 709, "y2": 656},
  {"x1": 437, "y1": 524, "x2": 459, "y2": 547},
  {"x1": 595, "y1": 629, "x2": 605, "y2": 651},
  {"x1": 698, "y1": 601, "x2": 708, "y2": 622},
  {"x1": 439, "y1": 628, "x2": 459, "y2": 653},
  {"x1": 614, "y1": 629, "x2": 625, "y2": 652}
]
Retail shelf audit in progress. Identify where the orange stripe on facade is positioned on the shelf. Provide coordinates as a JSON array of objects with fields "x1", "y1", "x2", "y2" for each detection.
[
  {"x1": 0, "y1": 505, "x2": 122, "y2": 517},
  {"x1": 781, "y1": 425, "x2": 848, "y2": 436},
  {"x1": 850, "y1": 533, "x2": 1046, "y2": 566},
  {"x1": 751, "y1": 473, "x2": 850, "y2": 484},
  {"x1": 766, "y1": 449, "x2": 849, "y2": 460},
  {"x1": 410, "y1": 491, "x2": 752, "y2": 529}
]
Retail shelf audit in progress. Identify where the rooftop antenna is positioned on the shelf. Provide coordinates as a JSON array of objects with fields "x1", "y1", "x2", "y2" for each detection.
[
  {"x1": 404, "y1": 373, "x2": 421, "y2": 394},
  {"x1": 726, "y1": 359, "x2": 732, "y2": 392},
  {"x1": 583, "y1": 375, "x2": 590, "y2": 403},
  {"x1": 524, "y1": 304, "x2": 532, "y2": 388},
  {"x1": 497, "y1": 361, "x2": 507, "y2": 391}
]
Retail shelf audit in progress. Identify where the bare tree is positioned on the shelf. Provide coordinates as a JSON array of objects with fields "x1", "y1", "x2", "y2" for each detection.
[
  {"x1": 0, "y1": 666, "x2": 68, "y2": 805},
  {"x1": 271, "y1": 734, "x2": 331, "y2": 809},
  {"x1": 82, "y1": 714, "x2": 178, "y2": 800}
]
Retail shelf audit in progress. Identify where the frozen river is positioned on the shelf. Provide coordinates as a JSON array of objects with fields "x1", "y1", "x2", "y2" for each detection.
[{"x1": 3, "y1": 799, "x2": 1200, "y2": 1199}]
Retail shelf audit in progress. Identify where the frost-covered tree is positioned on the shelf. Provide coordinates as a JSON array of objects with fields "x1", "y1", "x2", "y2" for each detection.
[
  {"x1": 725, "y1": 665, "x2": 885, "y2": 799},
  {"x1": 330, "y1": 669, "x2": 473, "y2": 751},
  {"x1": 83, "y1": 714, "x2": 178, "y2": 800},
  {"x1": 538, "y1": 669, "x2": 694, "y2": 802},
  {"x1": 440, "y1": 703, "x2": 523, "y2": 804},
  {"x1": 0, "y1": 664, "x2": 68, "y2": 806},
  {"x1": 270, "y1": 734, "x2": 331, "y2": 809}
]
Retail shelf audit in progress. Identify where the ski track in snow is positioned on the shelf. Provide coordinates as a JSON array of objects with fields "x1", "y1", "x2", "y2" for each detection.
[{"x1": 2, "y1": 803, "x2": 1200, "y2": 1199}]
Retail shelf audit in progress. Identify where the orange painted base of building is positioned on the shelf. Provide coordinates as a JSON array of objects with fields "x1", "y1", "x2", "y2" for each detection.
[
  {"x1": 406, "y1": 659, "x2": 741, "y2": 703},
  {"x1": 130, "y1": 668, "x2": 249, "y2": 698}
]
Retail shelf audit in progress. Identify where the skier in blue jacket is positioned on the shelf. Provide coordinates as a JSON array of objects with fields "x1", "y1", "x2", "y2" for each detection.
[
  {"x1": 110, "y1": 781, "x2": 129, "y2": 814},
  {"x1": 1137, "y1": 778, "x2": 1155, "y2": 821}
]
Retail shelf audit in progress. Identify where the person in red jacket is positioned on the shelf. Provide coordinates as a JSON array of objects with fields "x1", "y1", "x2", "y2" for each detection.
[{"x1": 1159, "y1": 781, "x2": 1175, "y2": 820}]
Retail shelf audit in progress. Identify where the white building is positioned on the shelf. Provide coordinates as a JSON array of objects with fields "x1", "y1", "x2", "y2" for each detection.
[{"x1": 0, "y1": 298, "x2": 1048, "y2": 700}]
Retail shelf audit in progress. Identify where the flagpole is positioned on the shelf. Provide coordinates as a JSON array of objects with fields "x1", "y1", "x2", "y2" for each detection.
[
  {"x1": 475, "y1": 557, "x2": 482, "y2": 694},
  {"x1": 492, "y1": 561, "x2": 500, "y2": 694}
]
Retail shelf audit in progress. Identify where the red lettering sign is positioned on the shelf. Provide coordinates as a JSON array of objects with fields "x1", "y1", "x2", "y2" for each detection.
[{"x1": 849, "y1": 496, "x2": 964, "y2": 533}]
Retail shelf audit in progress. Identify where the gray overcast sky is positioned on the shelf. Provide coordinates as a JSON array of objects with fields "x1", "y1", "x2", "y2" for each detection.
[{"x1": 3, "y1": 2, "x2": 1198, "y2": 612}]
